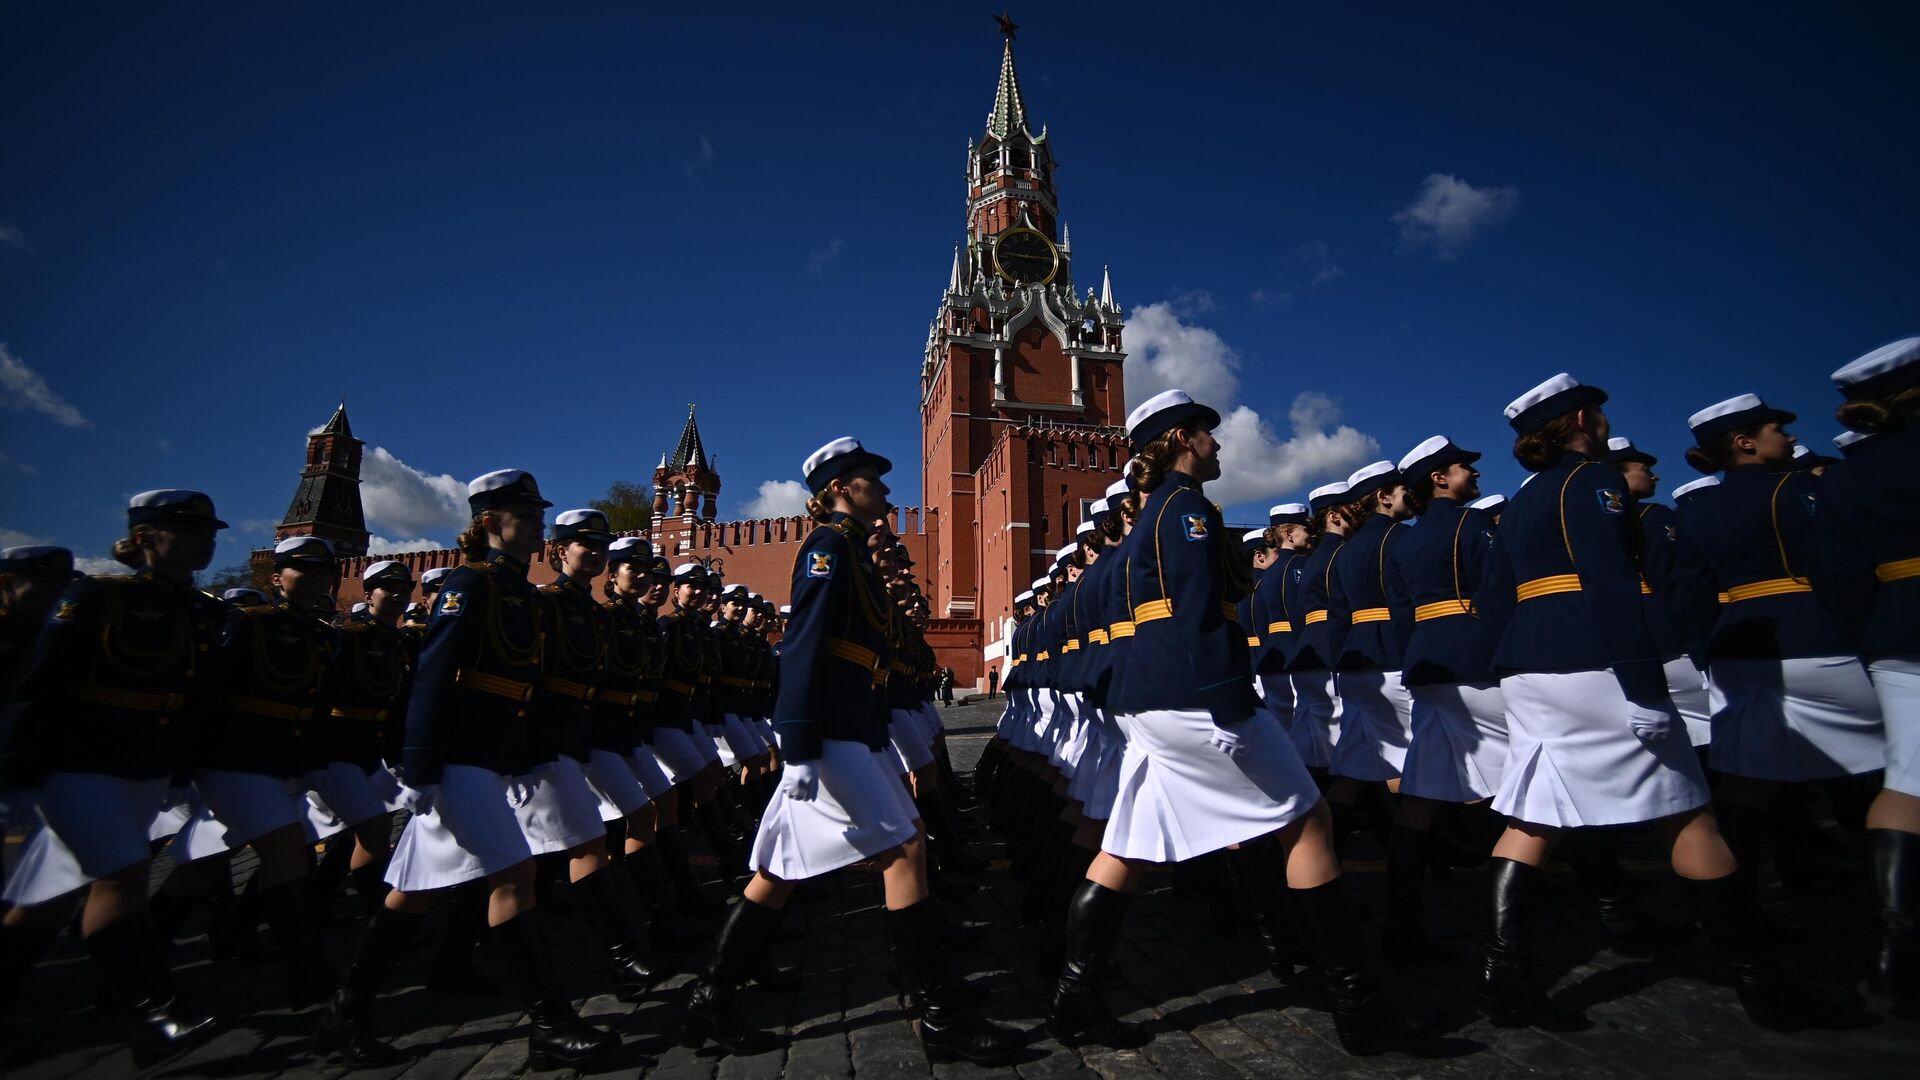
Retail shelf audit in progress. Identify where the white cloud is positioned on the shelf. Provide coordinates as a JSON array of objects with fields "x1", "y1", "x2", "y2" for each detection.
[
  {"x1": 0, "y1": 452, "x2": 36, "y2": 474},
  {"x1": 0, "y1": 526, "x2": 45, "y2": 547},
  {"x1": 0, "y1": 343, "x2": 90, "y2": 428},
  {"x1": 359, "y1": 446, "x2": 468, "y2": 543},
  {"x1": 1392, "y1": 173, "x2": 1519, "y2": 258},
  {"x1": 1123, "y1": 303, "x2": 1379, "y2": 510},
  {"x1": 1296, "y1": 240, "x2": 1344, "y2": 285},
  {"x1": 369, "y1": 536, "x2": 445, "y2": 555},
  {"x1": 75, "y1": 556, "x2": 127, "y2": 576},
  {"x1": 698, "y1": 134, "x2": 716, "y2": 164},
  {"x1": 806, "y1": 237, "x2": 844, "y2": 275},
  {"x1": 737, "y1": 480, "x2": 811, "y2": 519},
  {"x1": 1169, "y1": 289, "x2": 1218, "y2": 317},
  {"x1": 0, "y1": 224, "x2": 26, "y2": 252}
]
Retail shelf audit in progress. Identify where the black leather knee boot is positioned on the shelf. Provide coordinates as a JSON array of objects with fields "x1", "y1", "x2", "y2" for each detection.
[
  {"x1": 1682, "y1": 870, "x2": 1862, "y2": 1031},
  {"x1": 681, "y1": 897, "x2": 782, "y2": 1055},
  {"x1": 889, "y1": 900, "x2": 1022, "y2": 1064},
  {"x1": 1383, "y1": 826, "x2": 1455, "y2": 964},
  {"x1": 1477, "y1": 858, "x2": 1590, "y2": 1031},
  {"x1": 84, "y1": 914, "x2": 220, "y2": 1066},
  {"x1": 1868, "y1": 829, "x2": 1920, "y2": 1013},
  {"x1": 257, "y1": 878, "x2": 337, "y2": 1009},
  {"x1": 1044, "y1": 881, "x2": 1149, "y2": 1049},
  {"x1": 493, "y1": 911, "x2": 620, "y2": 1068},
  {"x1": 1291, "y1": 877, "x2": 1443, "y2": 1054},
  {"x1": 1225, "y1": 840, "x2": 1307, "y2": 981},
  {"x1": 571, "y1": 867, "x2": 666, "y2": 1001},
  {"x1": 312, "y1": 906, "x2": 424, "y2": 1066}
]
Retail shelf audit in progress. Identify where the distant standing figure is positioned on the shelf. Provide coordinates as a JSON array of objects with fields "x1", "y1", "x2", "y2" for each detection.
[
  {"x1": 941, "y1": 667, "x2": 956, "y2": 706},
  {"x1": 988, "y1": 666, "x2": 1000, "y2": 698}
]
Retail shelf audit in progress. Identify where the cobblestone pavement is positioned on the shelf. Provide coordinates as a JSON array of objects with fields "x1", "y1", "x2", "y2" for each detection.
[{"x1": 4, "y1": 699, "x2": 1914, "y2": 1078}]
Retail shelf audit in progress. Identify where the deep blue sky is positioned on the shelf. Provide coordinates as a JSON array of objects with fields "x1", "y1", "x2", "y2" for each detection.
[{"x1": 3, "y1": 3, "x2": 1915, "y2": 569}]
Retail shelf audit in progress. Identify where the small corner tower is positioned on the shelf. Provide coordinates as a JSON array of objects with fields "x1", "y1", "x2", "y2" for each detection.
[{"x1": 275, "y1": 401, "x2": 370, "y2": 558}]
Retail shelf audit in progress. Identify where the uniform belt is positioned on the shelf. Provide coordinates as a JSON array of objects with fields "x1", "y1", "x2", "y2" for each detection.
[
  {"x1": 1516, "y1": 574, "x2": 1582, "y2": 602},
  {"x1": 719, "y1": 675, "x2": 755, "y2": 687},
  {"x1": 1638, "y1": 577, "x2": 1653, "y2": 595},
  {"x1": 1220, "y1": 602, "x2": 1240, "y2": 623},
  {"x1": 697, "y1": 674, "x2": 712, "y2": 685},
  {"x1": 598, "y1": 689, "x2": 641, "y2": 707},
  {"x1": 1062, "y1": 639, "x2": 1081, "y2": 652},
  {"x1": 660, "y1": 678, "x2": 694, "y2": 697},
  {"x1": 1088, "y1": 629, "x2": 1110, "y2": 645},
  {"x1": 1414, "y1": 599, "x2": 1473, "y2": 622},
  {"x1": 1108, "y1": 621, "x2": 1136, "y2": 639},
  {"x1": 1718, "y1": 592, "x2": 1731, "y2": 604},
  {"x1": 1724, "y1": 577, "x2": 1813, "y2": 602},
  {"x1": 872, "y1": 670, "x2": 890, "y2": 687},
  {"x1": 1133, "y1": 599, "x2": 1173, "y2": 624},
  {"x1": 1267, "y1": 620, "x2": 1293, "y2": 634},
  {"x1": 329, "y1": 705, "x2": 391, "y2": 723},
  {"x1": 888, "y1": 661, "x2": 914, "y2": 675},
  {"x1": 635, "y1": 689, "x2": 659, "y2": 704},
  {"x1": 1304, "y1": 609, "x2": 1329, "y2": 625},
  {"x1": 457, "y1": 668, "x2": 536, "y2": 702},
  {"x1": 822, "y1": 638, "x2": 879, "y2": 671},
  {"x1": 1349, "y1": 607, "x2": 1391, "y2": 624},
  {"x1": 72, "y1": 683, "x2": 185, "y2": 712},
  {"x1": 1876, "y1": 557, "x2": 1920, "y2": 583},
  {"x1": 1034, "y1": 650, "x2": 1050, "y2": 661},
  {"x1": 229, "y1": 694, "x2": 314, "y2": 722},
  {"x1": 540, "y1": 675, "x2": 596, "y2": 701},
  {"x1": 1246, "y1": 635, "x2": 1262, "y2": 647}
]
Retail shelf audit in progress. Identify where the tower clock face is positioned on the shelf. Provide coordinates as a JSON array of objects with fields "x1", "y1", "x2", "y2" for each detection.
[{"x1": 993, "y1": 227, "x2": 1059, "y2": 285}]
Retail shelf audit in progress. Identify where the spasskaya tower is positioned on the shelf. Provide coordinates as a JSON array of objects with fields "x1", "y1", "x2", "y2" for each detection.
[{"x1": 920, "y1": 23, "x2": 1128, "y2": 684}]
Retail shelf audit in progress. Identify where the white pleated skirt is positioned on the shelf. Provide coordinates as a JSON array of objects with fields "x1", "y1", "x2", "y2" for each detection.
[
  {"x1": 627, "y1": 744, "x2": 676, "y2": 800},
  {"x1": 748, "y1": 738, "x2": 920, "y2": 881},
  {"x1": 1707, "y1": 656, "x2": 1886, "y2": 781},
  {"x1": 587, "y1": 747, "x2": 652, "y2": 821},
  {"x1": 916, "y1": 702, "x2": 945, "y2": 743},
  {"x1": 305, "y1": 761, "x2": 394, "y2": 841},
  {"x1": 385, "y1": 764, "x2": 534, "y2": 892},
  {"x1": 1402, "y1": 681, "x2": 1509, "y2": 802},
  {"x1": 148, "y1": 791, "x2": 194, "y2": 841},
  {"x1": 512, "y1": 755, "x2": 608, "y2": 856},
  {"x1": 1495, "y1": 670, "x2": 1708, "y2": 828},
  {"x1": 173, "y1": 769, "x2": 308, "y2": 863},
  {"x1": 1, "y1": 773, "x2": 169, "y2": 905},
  {"x1": 889, "y1": 707, "x2": 937, "y2": 772},
  {"x1": 1055, "y1": 694, "x2": 1092, "y2": 777},
  {"x1": 650, "y1": 726, "x2": 711, "y2": 783},
  {"x1": 1287, "y1": 672, "x2": 1339, "y2": 769},
  {"x1": 1080, "y1": 721, "x2": 1128, "y2": 821},
  {"x1": 1102, "y1": 708, "x2": 1319, "y2": 863},
  {"x1": 1663, "y1": 658, "x2": 1713, "y2": 747},
  {"x1": 1259, "y1": 674, "x2": 1295, "y2": 720},
  {"x1": 1872, "y1": 658, "x2": 1920, "y2": 798},
  {"x1": 1331, "y1": 670, "x2": 1413, "y2": 781}
]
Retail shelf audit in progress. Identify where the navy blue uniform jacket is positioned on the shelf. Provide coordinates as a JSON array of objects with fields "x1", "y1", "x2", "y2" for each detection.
[
  {"x1": 773, "y1": 513, "x2": 889, "y2": 760},
  {"x1": 402, "y1": 552, "x2": 539, "y2": 787},
  {"x1": 1333, "y1": 513, "x2": 1412, "y2": 672},
  {"x1": 1286, "y1": 534, "x2": 1350, "y2": 673},
  {"x1": 1389, "y1": 497, "x2": 1511, "y2": 685},
  {"x1": 1492, "y1": 453, "x2": 1665, "y2": 701},
  {"x1": 1109, "y1": 471, "x2": 1259, "y2": 722},
  {"x1": 1813, "y1": 424, "x2": 1919, "y2": 658}
]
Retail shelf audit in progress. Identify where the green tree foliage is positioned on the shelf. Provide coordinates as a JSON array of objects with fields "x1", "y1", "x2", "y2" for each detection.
[{"x1": 592, "y1": 480, "x2": 653, "y2": 534}]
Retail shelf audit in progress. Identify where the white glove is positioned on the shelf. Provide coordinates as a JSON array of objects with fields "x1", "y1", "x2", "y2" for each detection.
[
  {"x1": 1626, "y1": 704, "x2": 1674, "y2": 743},
  {"x1": 781, "y1": 760, "x2": 820, "y2": 802},
  {"x1": 408, "y1": 784, "x2": 439, "y2": 817},
  {"x1": 1209, "y1": 725, "x2": 1248, "y2": 757}
]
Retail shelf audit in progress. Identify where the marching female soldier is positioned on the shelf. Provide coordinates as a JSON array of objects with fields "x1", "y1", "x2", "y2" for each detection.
[
  {"x1": 314, "y1": 470, "x2": 618, "y2": 1069},
  {"x1": 1383, "y1": 436, "x2": 1512, "y2": 963},
  {"x1": 1250, "y1": 504, "x2": 1311, "y2": 736},
  {"x1": 1326, "y1": 460, "x2": 1418, "y2": 852},
  {"x1": 1607, "y1": 437, "x2": 1713, "y2": 750},
  {"x1": 598, "y1": 536, "x2": 698, "y2": 951},
  {"x1": 1283, "y1": 481, "x2": 1353, "y2": 786},
  {"x1": 1052, "y1": 391, "x2": 1434, "y2": 1056},
  {"x1": 658, "y1": 563, "x2": 745, "y2": 889},
  {"x1": 302, "y1": 560, "x2": 413, "y2": 920},
  {"x1": 1813, "y1": 337, "x2": 1920, "y2": 1010},
  {"x1": 1482, "y1": 374, "x2": 1851, "y2": 1032},
  {"x1": 1668, "y1": 395, "x2": 1885, "y2": 901},
  {"x1": 681, "y1": 437, "x2": 1020, "y2": 1065},
  {"x1": 164, "y1": 535, "x2": 340, "y2": 1007},
  {"x1": 528, "y1": 509, "x2": 663, "y2": 997},
  {"x1": 0, "y1": 493, "x2": 226, "y2": 1063}
]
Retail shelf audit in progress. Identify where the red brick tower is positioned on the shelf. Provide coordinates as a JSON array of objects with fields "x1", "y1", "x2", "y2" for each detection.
[
  {"x1": 274, "y1": 401, "x2": 372, "y2": 558},
  {"x1": 651, "y1": 404, "x2": 721, "y2": 524},
  {"x1": 920, "y1": 30, "x2": 1128, "y2": 679}
]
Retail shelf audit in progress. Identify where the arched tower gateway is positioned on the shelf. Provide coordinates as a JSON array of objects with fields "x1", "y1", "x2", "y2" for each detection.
[
  {"x1": 652, "y1": 404, "x2": 722, "y2": 523},
  {"x1": 920, "y1": 30, "x2": 1129, "y2": 682}
]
